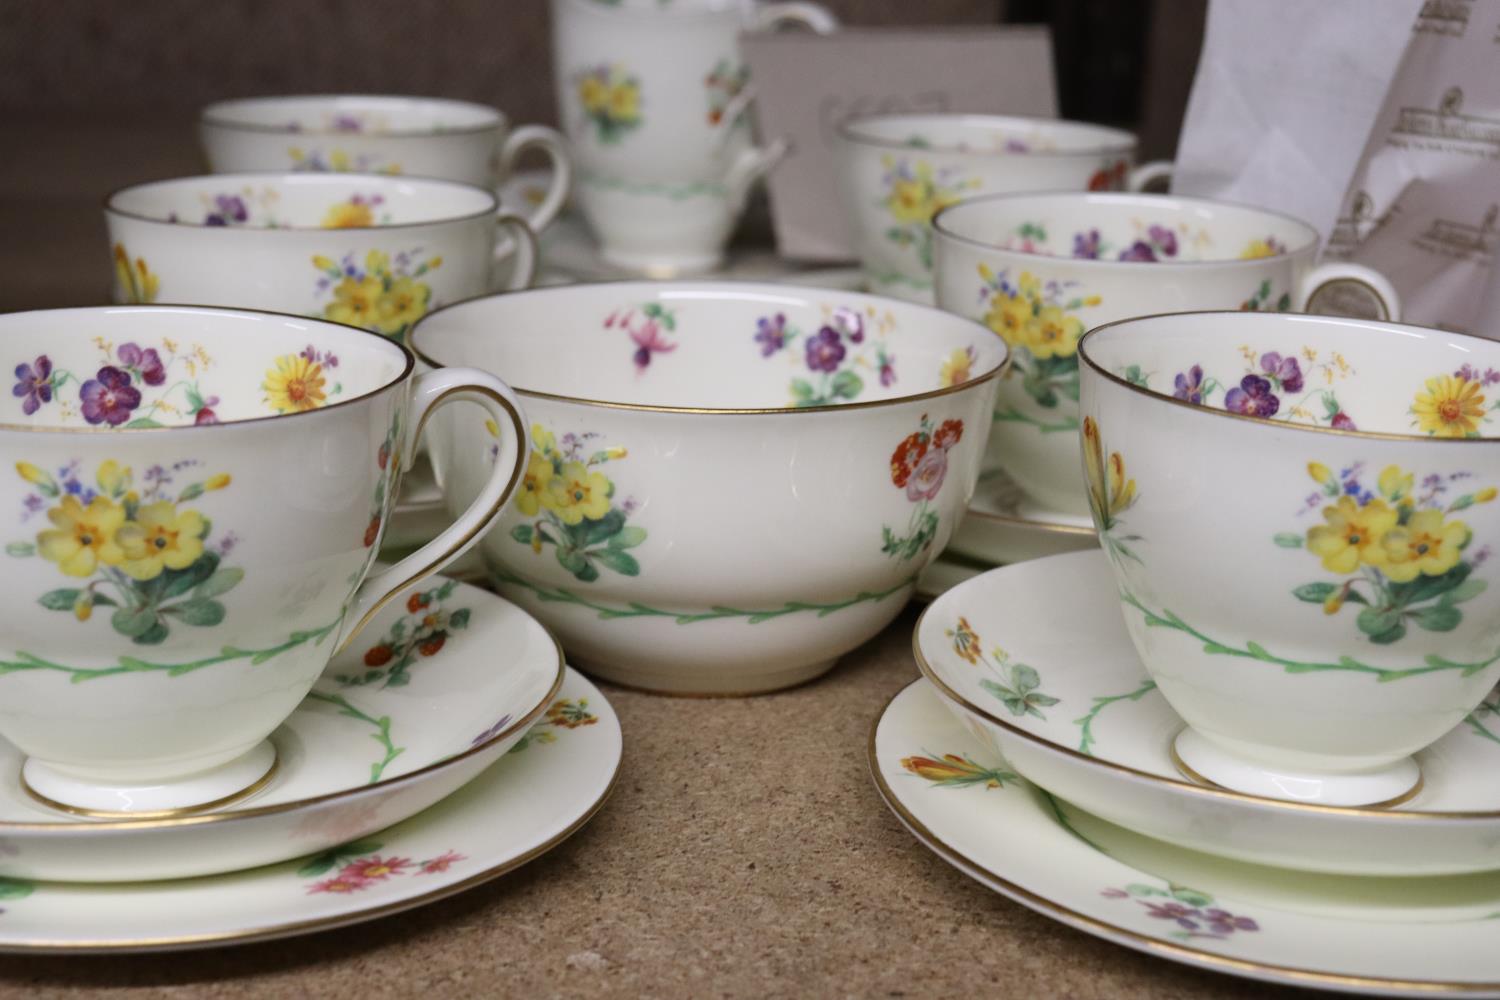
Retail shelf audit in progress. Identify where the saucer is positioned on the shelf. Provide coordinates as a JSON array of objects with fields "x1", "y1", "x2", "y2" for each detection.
[
  {"x1": 946, "y1": 469, "x2": 1096, "y2": 566},
  {"x1": 0, "y1": 574, "x2": 563, "y2": 882},
  {"x1": 915, "y1": 550, "x2": 1500, "y2": 876},
  {"x1": 0, "y1": 665, "x2": 618, "y2": 953},
  {"x1": 873, "y1": 679, "x2": 1500, "y2": 996}
]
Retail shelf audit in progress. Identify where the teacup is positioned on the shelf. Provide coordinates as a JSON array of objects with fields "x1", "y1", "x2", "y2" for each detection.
[
  {"x1": 199, "y1": 94, "x2": 572, "y2": 235},
  {"x1": 0, "y1": 305, "x2": 527, "y2": 816},
  {"x1": 551, "y1": 0, "x2": 837, "y2": 274},
  {"x1": 105, "y1": 172, "x2": 537, "y2": 343},
  {"x1": 934, "y1": 192, "x2": 1402, "y2": 517},
  {"x1": 1078, "y1": 310, "x2": 1500, "y2": 806},
  {"x1": 412, "y1": 281, "x2": 1004, "y2": 694},
  {"x1": 837, "y1": 113, "x2": 1174, "y2": 304}
]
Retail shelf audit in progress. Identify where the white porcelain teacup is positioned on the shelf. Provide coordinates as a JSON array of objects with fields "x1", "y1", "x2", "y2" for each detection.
[
  {"x1": 550, "y1": 0, "x2": 837, "y2": 274},
  {"x1": 105, "y1": 173, "x2": 538, "y2": 343},
  {"x1": 413, "y1": 281, "x2": 1003, "y2": 694},
  {"x1": 934, "y1": 192, "x2": 1402, "y2": 517},
  {"x1": 1078, "y1": 310, "x2": 1500, "y2": 806},
  {"x1": 0, "y1": 305, "x2": 527, "y2": 816},
  {"x1": 200, "y1": 94, "x2": 572, "y2": 236},
  {"x1": 836, "y1": 113, "x2": 1174, "y2": 304}
]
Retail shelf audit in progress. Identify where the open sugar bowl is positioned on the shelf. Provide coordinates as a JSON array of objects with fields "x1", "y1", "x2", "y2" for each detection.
[
  {"x1": 412, "y1": 281, "x2": 1005, "y2": 694},
  {"x1": 1078, "y1": 310, "x2": 1500, "y2": 807}
]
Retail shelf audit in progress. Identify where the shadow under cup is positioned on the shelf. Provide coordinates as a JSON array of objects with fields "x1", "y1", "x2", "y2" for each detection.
[
  {"x1": 1077, "y1": 310, "x2": 1500, "y2": 806},
  {"x1": 0, "y1": 306, "x2": 521, "y2": 818},
  {"x1": 933, "y1": 192, "x2": 1401, "y2": 518}
]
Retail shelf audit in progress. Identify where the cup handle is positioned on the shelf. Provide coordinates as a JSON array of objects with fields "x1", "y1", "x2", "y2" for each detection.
[
  {"x1": 1127, "y1": 160, "x2": 1174, "y2": 192},
  {"x1": 492, "y1": 210, "x2": 539, "y2": 292},
  {"x1": 724, "y1": 137, "x2": 790, "y2": 210},
  {"x1": 334, "y1": 367, "x2": 529, "y2": 652},
  {"x1": 497, "y1": 124, "x2": 574, "y2": 234},
  {"x1": 1296, "y1": 262, "x2": 1402, "y2": 321},
  {"x1": 754, "y1": 2, "x2": 839, "y2": 32}
]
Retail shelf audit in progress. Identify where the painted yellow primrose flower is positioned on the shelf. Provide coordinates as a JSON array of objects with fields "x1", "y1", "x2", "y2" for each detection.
[
  {"x1": 1239, "y1": 239, "x2": 1282, "y2": 260},
  {"x1": 263, "y1": 354, "x2": 328, "y2": 414},
  {"x1": 96, "y1": 459, "x2": 131, "y2": 497},
  {"x1": 1025, "y1": 305, "x2": 1084, "y2": 360},
  {"x1": 322, "y1": 198, "x2": 375, "y2": 229},
  {"x1": 38, "y1": 495, "x2": 126, "y2": 577},
  {"x1": 375, "y1": 276, "x2": 432, "y2": 336},
  {"x1": 1380, "y1": 509, "x2": 1468, "y2": 583},
  {"x1": 578, "y1": 75, "x2": 608, "y2": 113},
  {"x1": 516, "y1": 452, "x2": 557, "y2": 517},
  {"x1": 547, "y1": 461, "x2": 612, "y2": 525},
  {"x1": 984, "y1": 293, "x2": 1032, "y2": 349},
  {"x1": 1377, "y1": 465, "x2": 1414, "y2": 506},
  {"x1": 608, "y1": 82, "x2": 641, "y2": 122},
  {"x1": 886, "y1": 163, "x2": 947, "y2": 224},
  {"x1": 1413, "y1": 374, "x2": 1488, "y2": 438},
  {"x1": 116, "y1": 501, "x2": 206, "y2": 581},
  {"x1": 938, "y1": 347, "x2": 976, "y2": 388},
  {"x1": 325, "y1": 275, "x2": 384, "y2": 329},
  {"x1": 1306, "y1": 496, "x2": 1397, "y2": 574}
]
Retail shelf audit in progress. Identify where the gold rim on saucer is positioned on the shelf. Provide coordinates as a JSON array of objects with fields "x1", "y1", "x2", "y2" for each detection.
[{"x1": 20, "y1": 752, "x2": 282, "y2": 821}]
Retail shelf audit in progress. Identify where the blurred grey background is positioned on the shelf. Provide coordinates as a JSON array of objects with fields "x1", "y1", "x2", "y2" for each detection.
[{"x1": 0, "y1": 0, "x2": 1206, "y2": 310}]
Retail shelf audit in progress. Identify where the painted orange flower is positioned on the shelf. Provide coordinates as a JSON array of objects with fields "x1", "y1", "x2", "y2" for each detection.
[{"x1": 948, "y1": 616, "x2": 981, "y2": 664}]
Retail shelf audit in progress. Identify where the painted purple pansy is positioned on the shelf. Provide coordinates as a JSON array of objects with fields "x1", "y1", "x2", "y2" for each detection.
[
  {"x1": 831, "y1": 306, "x2": 864, "y2": 343},
  {"x1": 1259, "y1": 351, "x2": 1302, "y2": 393},
  {"x1": 1147, "y1": 225, "x2": 1178, "y2": 257},
  {"x1": 1201, "y1": 909, "x2": 1259, "y2": 935},
  {"x1": 1224, "y1": 374, "x2": 1279, "y2": 417},
  {"x1": 1173, "y1": 365, "x2": 1206, "y2": 404},
  {"x1": 806, "y1": 326, "x2": 846, "y2": 373},
  {"x1": 117, "y1": 343, "x2": 166, "y2": 386},
  {"x1": 755, "y1": 313, "x2": 788, "y2": 356},
  {"x1": 1117, "y1": 240, "x2": 1157, "y2": 262},
  {"x1": 1331, "y1": 411, "x2": 1356, "y2": 430},
  {"x1": 204, "y1": 194, "x2": 249, "y2": 227},
  {"x1": 79, "y1": 367, "x2": 142, "y2": 426},
  {"x1": 1072, "y1": 229, "x2": 1103, "y2": 259},
  {"x1": 879, "y1": 352, "x2": 897, "y2": 388},
  {"x1": 13, "y1": 356, "x2": 53, "y2": 415}
]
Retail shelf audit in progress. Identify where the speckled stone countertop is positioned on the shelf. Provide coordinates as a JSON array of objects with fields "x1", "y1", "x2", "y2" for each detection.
[{"x1": 0, "y1": 116, "x2": 1300, "y2": 1000}]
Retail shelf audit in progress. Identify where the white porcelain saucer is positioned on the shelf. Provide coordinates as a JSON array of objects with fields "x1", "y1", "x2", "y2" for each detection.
[
  {"x1": 946, "y1": 469, "x2": 1096, "y2": 566},
  {"x1": 915, "y1": 550, "x2": 1500, "y2": 876},
  {"x1": 873, "y1": 679, "x2": 1500, "y2": 997},
  {"x1": 0, "y1": 574, "x2": 563, "y2": 882},
  {"x1": 0, "y1": 665, "x2": 617, "y2": 953}
]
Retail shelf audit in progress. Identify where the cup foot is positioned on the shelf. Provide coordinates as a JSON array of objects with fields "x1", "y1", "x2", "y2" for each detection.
[
  {"x1": 21, "y1": 740, "x2": 279, "y2": 819},
  {"x1": 1171, "y1": 727, "x2": 1422, "y2": 808},
  {"x1": 598, "y1": 246, "x2": 724, "y2": 278}
]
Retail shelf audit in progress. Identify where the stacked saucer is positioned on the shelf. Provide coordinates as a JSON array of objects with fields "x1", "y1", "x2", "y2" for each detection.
[{"x1": 0, "y1": 574, "x2": 622, "y2": 952}]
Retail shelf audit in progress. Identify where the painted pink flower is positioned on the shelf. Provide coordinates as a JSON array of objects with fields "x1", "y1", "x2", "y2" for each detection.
[
  {"x1": 307, "y1": 874, "x2": 372, "y2": 895},
  {"x1": 420, "y1": 851, "x2": 466, "y2": 874},
  {"x1": 338, "y1": 855, "x2": 413, "y2": 882},
  {"x1": 629, "y1": 319, "x2": 676, "y2": 372},
  {"x1": 906, "y1": 447, "x2": 949, "y2": 502}
]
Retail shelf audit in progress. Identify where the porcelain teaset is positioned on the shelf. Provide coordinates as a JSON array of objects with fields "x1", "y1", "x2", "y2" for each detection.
[{"x1": 7, "y1": 2, "x2": 1500, "y2": 990}]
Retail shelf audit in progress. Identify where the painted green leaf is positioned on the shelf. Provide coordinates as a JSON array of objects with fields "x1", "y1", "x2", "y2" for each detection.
[
  {"x1": 448, "y1": 608, "x2": 471, "y2": 630},
  {"x1": 161, "y1": 553, "x2": 219, "y2": 600},
  {"x1": 1272, "y1": 533, "x2": 1304, "y2": 548},
  {"x1": 1357, "y1": 607, "x2": 1402, "y2": 638},
  {"x1": 1171, "y1": 886, "x2": 1213, "y2": 907},
  {"x1": 0, "y1": 877, "x2": 33, "y2": 900},
  {"x1": 1412, "y1": 603, "x2": 1462, "y2": 632},
  {"x1": 177, "y1": 482, "x2": 204, "y2": 502},
  {"x1": 1058, "y1": 379, "x2": 1081, "y2": 401},
  {"x1": 1292, "y1": 582, "x2": 1338, "y2": 603},
  {"x1": 124, "y1": 417, "x2": 165, "y2": 429},
  {"x1": 173, "y1": 600, "x2": 226, "y2": 627},
  {"x1": 1405, "y1": 562, "x2": 1470, "y2": 604},
  {"x1": 610, "y1": 525, "x2": 647, "y2": 549},
  {"x1": 1449, "y1": 579, "x2": 1488, "y2": 604},
  {"x1": 194, "y1": 568, "x2": 243, "y2": 600},
  {"x1": 1276, "y1": 293, "x2": 1292, "y2": 312},
  {"x1": 1028, "y1": 693, "x2": 1060, "y2": 708},
  {"x1": 1011, "y1": 664, "x2": 1040, "y2": 693},
  {"x1": 790, "y1": 379, "x2": 815, "y2": 402},
  {"x1": 134, "y1": 621, "x2": 170, "y2": 646},
  {"x1": 112, "y1": 606, "x2": 158, "y2": 638},
  {"x1": 6, "y1": 542, "x2": 35, "y2": 558},
  {"x1": 830, "y1": 370, "x2": 864, "y2": 400},
  {"x1": 577, "y1": 509, "x2": 626, "y2": 547},
  {"x1": 38, "y1": 589, "x2": 81, "y2": 612},
  {"x1": 591, "y1": 547, "x2": 640, "y2": 576},
  {"x1": 510, "y1": 524, "x2": 534, "y2": 544},
  {"x1": 91, "y1": 594, "x2": 118, "y2": 607}
]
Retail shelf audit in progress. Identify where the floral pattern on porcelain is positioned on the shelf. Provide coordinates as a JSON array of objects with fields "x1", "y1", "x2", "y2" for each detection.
[
  {"x1": 1070, "y1": 222, "x2": 1182, "y2": 262},
  {"x1": 508, "y1": 424, "x2": 644, "y2": 583},
  {"x1": 489, "y1": 697, "x2": 599, "y2": 753},
  {"x1": 606, "y1": 302, "x2": 678, "y2": 373},
  {"x1": 336, "y1": 579, "x2": 472, "y2": 689},
  {"x1": 575, "y1": 64, "x2": 643, "y2": 144},
  {"x1": 884, "y1": 414, "x2": 963, "y2": 562},
  {"x1": 901, "y1": 750, "x2": 1017, "y2": 789},
  {"x1": 312, "y1": 249, "x2": 442, "y2": 341},
  {"x1": 704, "y1": 59, "x2": 750, "y2": 126},
  {"x1": 1087, "y1": 160, "x2": 1128, "y2": 191},
  {"x1": 263, "y1": 348, "x2": 343, "y2": 415},
  {"x1": 12, "y1": 337, "x2": 218, "y2": 427},
  {"x1": 980, "y1": 265, "x2": 1100, "y2": 424},
  {"x1": 946, "y1": 615, "x2": 1059, "y2": 719},
  {"x1": 1240, "y1": 279, "x2": 1292, "y2": 313},
  {"x1": 1101, "y1": 882, "x2": 1260, "y2": 942},
  {"x1": 1239, "y1": 236, "x2": 1287, "y2": 259},
  {"x1": 1276, "y1": 462, "x2": 1496, "y2": 645},
  {"x1": 1411, "y1": 366, "x2": 1500, "y2": 439},
  {"x1": 1158, "y1": 345, "x2": 1356, "y2": 429},
  {"x1": 322, "y1": 193, "x2": 391, "y2": 229},
  {"x1": 288, "y1": 147, "x2": 402, "y2": 175},
  {"x1": 757, "y1": 304, "x2": 897, "y2": 406},
  {"x1": 111, "y1": 244, "x2": 159, "y2": 304},
  {"x1": 879, "y1": 157, "x2": 980, "y2": 270},
  {"x1": 10, "y1": 459, "x2": 239, "y2": 645},
  {"x1": 0, "y1": 877, "x2": 33, "y2": 916},
  {"x1": 1082, "y1": 416, "x2": 1142, "y2": 564},
  {"x1": 301, "y1": 841, "x2": 466, "y2": 894}
]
